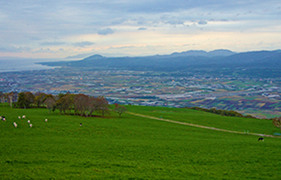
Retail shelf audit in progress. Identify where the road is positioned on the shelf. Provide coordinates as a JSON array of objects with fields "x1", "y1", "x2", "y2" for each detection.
[{"x1": 127, "y1": 111, "x2": 281, "y2": 138}]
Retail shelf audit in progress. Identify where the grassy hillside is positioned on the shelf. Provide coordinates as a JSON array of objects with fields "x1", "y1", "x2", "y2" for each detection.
[
  {"x1": 1, "y1": 105, "x2": 281, "y2": 179},
  {"x1": 126, "y1": 106, "x2": 279, "y2": 135}
]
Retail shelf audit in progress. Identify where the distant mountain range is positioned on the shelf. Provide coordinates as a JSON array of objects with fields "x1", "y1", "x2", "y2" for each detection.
[
  {"x1": 170, "y1": 49, "x2": 235, "y2": 57},
  {"x1": 39, "y1": 49, "x2": 281, "y2": 77}
]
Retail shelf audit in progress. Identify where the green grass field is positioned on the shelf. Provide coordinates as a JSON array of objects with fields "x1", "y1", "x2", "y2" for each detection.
[
  {"x1": 126, "y1": 106, "x2": 280, "y2": 135},
  {"x1": 1, "y1": 105, "x2": 281, "y2": 179}
]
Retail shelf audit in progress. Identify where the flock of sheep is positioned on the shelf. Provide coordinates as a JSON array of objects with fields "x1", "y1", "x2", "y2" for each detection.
[
  {"x1": 1, "y1": 115, "x2": 84, "y2": 128},
  {"x1": 1, "y1": 115, "x2": 48, "y2": 128}
]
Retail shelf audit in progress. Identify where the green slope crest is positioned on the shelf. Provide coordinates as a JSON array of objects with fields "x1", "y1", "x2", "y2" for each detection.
[{"x1": 1, "y1": 105, "x2": 281, "y2": 179}]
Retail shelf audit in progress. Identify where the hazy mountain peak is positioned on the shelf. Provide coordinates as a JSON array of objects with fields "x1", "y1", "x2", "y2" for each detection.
[
  {"x1": 208, "y1": 49, "x2": 235, "y2": 56},
  {"x1": 170, "y1": 49, "x2": 235, "y2": 57},
  {"x1": 171, "y1": 50, "x2": 207, "y2": 57},
  {"x1": 88, "y1": 54, "x2": 104, "y2": 58},
  {"x1": 83, "y1": 54, "x2": 105, "y2": 61}
]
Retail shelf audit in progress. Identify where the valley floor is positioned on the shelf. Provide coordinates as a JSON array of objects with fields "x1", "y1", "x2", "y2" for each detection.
[{"x1": 1, "y1": 67, "x2": 281, "y2": 118}]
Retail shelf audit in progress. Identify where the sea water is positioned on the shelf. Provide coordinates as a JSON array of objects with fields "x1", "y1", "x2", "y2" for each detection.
[{"x1": 0, "y1": 58, "x2": 58, "y2": 72}]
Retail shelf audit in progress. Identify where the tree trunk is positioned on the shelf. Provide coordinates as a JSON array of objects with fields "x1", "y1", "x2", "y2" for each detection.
[{"x1": 9, "y1": 97, "x2": 13, "y2": 108}]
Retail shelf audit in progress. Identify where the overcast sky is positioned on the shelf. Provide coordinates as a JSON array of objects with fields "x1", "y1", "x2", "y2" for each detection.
[{"x1": 1, "y1": 0, "x2": 281, "y2": 59}]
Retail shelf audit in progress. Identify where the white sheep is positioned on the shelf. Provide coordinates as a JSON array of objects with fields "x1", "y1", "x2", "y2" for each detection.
[
  {"x1": 13, "y1": 122, "x2": 17, "y2": 128},
  {"x1": 18, "y1": 116, "x2": 21, "y2": 119},
  {"x1": 22, "y1": 115, "x2": 26, "y2": 119},
  {"x1": 29, "y1": 124, "x2": 32, "y2": 128},
  {"x1": 27, "y1": 120, "x2": 30, "y2": 123},
  {"x1": 0, "y1": 116, "x2": 2, "y2": 120},
  {"x1": 3, "y1": 118, "x2": 6, "y2": 121},
  {"x1": 45, "y1": 119, "x2": 48, "y2": 122}
]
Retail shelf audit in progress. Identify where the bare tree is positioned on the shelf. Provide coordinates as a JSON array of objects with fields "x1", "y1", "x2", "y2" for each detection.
[
  {"x1": 17, "y1": 92, "x2": 26, "y2": 108},
  {"x1": 96, "y1": 96, "x2": 110, "y2": 117},
  {"x1": 273, "y1": 117, "x2": 281, "y2": 131},
  {"x1": 24, "y1": 92, "x2": 35, "y2": 108},
  {"x1": 87, "y1": 96, "x2": 99, "y2": 117},
  {"x1": 56, "y1": 93, "x2": 74, "y2": 114},
  {"x1": 34, "y1": 92, "x2": 47, "y2": 107},
  {"x1": 16, "y1": 92, "x2": 34, "y2": 108},
  {"x1": 7, "y1": 92, "x2": 14, "y2": 108},
  {"x1": 0, "y1": 92, "x2": 7, "y2": 106},
  {"x1": 114, "y1": 103, "x2": 127, "y2": 116},
  {"x1": 74, "y1": 94, "x2": 89, "y2": 116},
  {"x1": 44, "y1": 96, "x2": 56, "y2": 113}
]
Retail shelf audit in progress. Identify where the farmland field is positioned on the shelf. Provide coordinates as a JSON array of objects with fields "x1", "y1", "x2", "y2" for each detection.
[{"x1": 1, "y1": 105, "x2": 281, "y2": 179}]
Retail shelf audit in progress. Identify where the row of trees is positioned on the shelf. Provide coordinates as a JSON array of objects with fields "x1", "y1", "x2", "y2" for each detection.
[
  {"x1": 1, "y1": 91, "x2": 38, "y2": 108},
  {"x1": 186, "y1": 107, "x2": 256, "y2": 119},
  {"x1": 187, "y1": 106, "x2": 281, "y2": 132},
  {"x1": 43, "y1": 93, "x2": 111, "y2": 117},
  {"x1": 1, "y1": 92, "x2": 124, "y2": 117},
  {"x1": 186, "y1": 107, "x2": 281, "y2": 131}
]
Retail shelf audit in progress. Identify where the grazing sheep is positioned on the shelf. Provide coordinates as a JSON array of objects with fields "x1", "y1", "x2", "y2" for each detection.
[
  {"x1": 0, "y1": 116, "x2": 2, "y2": 120},
  {"x1": 27, "y1": 120, "x2": 30, "y2": 123},
  {"x1": 13, "y1": 122, "x2": 17, "y2": 128},
  {"x1": 18, "y1": 116, "x2": 21, "y2": 119},
  {"x1": 22, "y1": 115, "x2": 26, "y2": 119},
  {"x1": 45, "y1": 119, "x2": 48, "y2": 122},
  {"x1": 80, "y1": 123, "x2": 82, "y2": 126},
  {"x1": 3, "y1": 118, "x2": 6, "y2": 121},
  {"x1": 258, "y1": 137, "x2": 264, "y2": 141},
  {"x1": 29, "y1": 124, "x2": 32, "y2": 128}
]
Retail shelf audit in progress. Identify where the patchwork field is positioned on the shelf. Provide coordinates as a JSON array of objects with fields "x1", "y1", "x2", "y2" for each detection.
[{"x1": 1, "y1": 105, "x2": 281, "y2": 179}]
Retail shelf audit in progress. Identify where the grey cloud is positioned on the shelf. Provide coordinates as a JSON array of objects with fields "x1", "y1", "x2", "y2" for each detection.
[
  {"x1": 29, "y1": 36, "x2": 42, "y2": 41},
  {"x1": 40, "y1": 41, "x2": 66, "y2": 46},
  {"x1": 72, "y1": 41, "x2": 95, "y2": 47},
  {"x1": 138, "y1": 27, "x2": 147, "y2": 30},
  {"x1": 136, "y1": 17, "x2": 146, "y2": 25},
  {"x1": 111, "y1": 18, "x2": 127, "y2": 25},
  {"x1": 108, "y1": 45, "x2": 137, "y2": 50},
  {"x1": 122, "y1": 0, "x2": 248, "y2": 13},
  {"x1": 19, "y1": 0, "x2": 274, "y2": 15},
  {"x1": 0, "y1": 46, "x2": 31, "y2": 53},
  {"x1": 208, "y1": 19, "x2": 229, "y2": 22},
  {"x1": 0, "y1": 46, "x2": 17, "y2": 52},
  {"x1": 36, "y1": 48, "x2": 51, "y2": 52},
  {"x1": 0, "y1": 0, "x2": 281, "y2": 57},
  {"x1": 198, "y1": 20, "x2": 208, "y2": 25},
  {"x1": 160, "y1": 15, "x2": 185, "y2": 25},
  {"x1": 2, "y1": 1, "x2": 279, "y2": 31},
  {"x1": 98, "y1": 28, "x2": 114, "y2": 35},
  {"x1": 33, "y1": 48, "x2": 57, "y2": 53},
  {"x1": 166, "y1": 20, "x2": 184, "y2": 25}
]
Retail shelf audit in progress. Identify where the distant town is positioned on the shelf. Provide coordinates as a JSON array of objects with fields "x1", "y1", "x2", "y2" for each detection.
[{"x1": 1, "y1": 67, "x2": 281, "y2": 118}]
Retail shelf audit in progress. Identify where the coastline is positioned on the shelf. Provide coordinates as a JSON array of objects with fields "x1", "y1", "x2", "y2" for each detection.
[{"x1": 0, "y1": 59, "x2": 58, "y2": 73}]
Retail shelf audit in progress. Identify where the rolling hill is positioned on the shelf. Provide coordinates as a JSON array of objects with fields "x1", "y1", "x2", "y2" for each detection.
[{"x1": 1, "y1": 105, "x2": 281, "y2": 179}]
